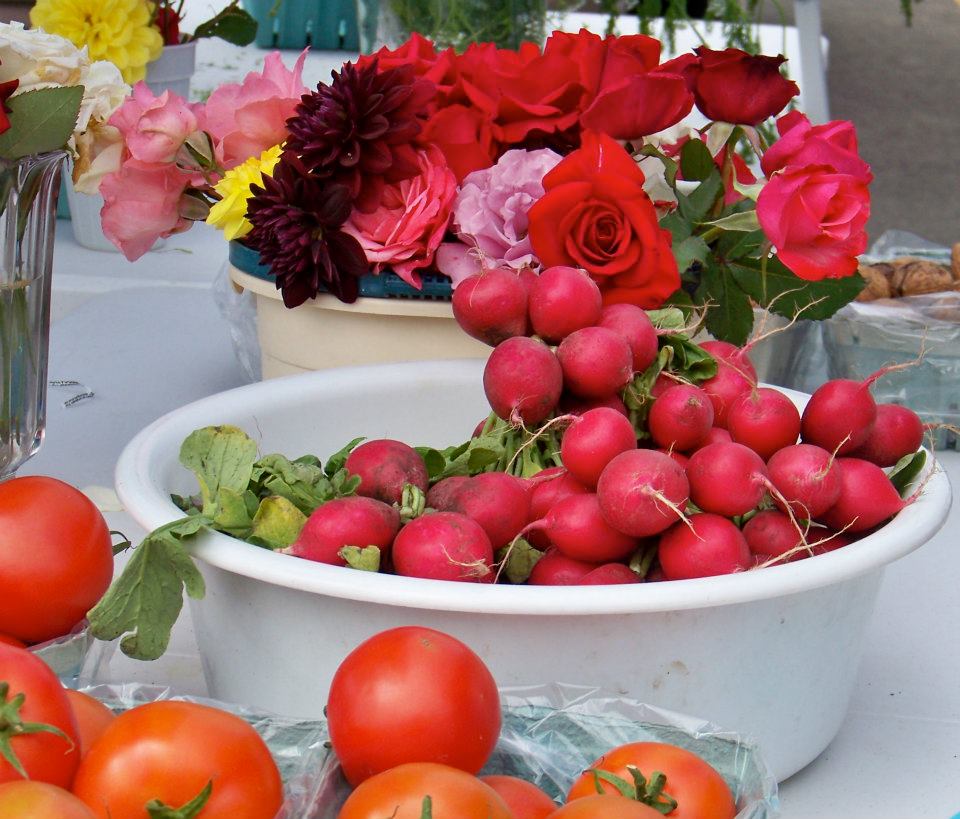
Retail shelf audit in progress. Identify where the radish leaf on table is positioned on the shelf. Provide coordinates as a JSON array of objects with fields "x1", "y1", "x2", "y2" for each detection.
[{"x1": 888, "y1": 450, "x2": 927, "y2": 497}]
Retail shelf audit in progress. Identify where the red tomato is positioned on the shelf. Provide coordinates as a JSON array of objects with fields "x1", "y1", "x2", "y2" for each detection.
[
  {"x1": 549, "y1": 794, "x2": 664, "y2": 818},
  {"x1": 0, "y1": 643, "x2": 80, "y2": 788},
  {"x1": 0, "y1": 477, "x2": 113, "y2": 643},
  {"x1": 0, "y1": 634, "x2": 26, "y2": 648},
  {"x1": 0, "y1": 780, "x2": 97, "y2": 819},
  {"x1": 327, "y1": 626, "x2": 501, "y2": 786},
  {"x1": 63, "y1": 691, "x2": 115, "y2": 759},
  {"x1": 481, "y1": 774, "x2": 557, "y2": 818},
  {"x1": 567, "y1": 742, "x2": 735, "y2": 819},
  {"x1": 338, "y1": 762, "x2": 514, "y2": 819},
  {"x1": 71, "y1": 701, "x2": 282, "y2": 819}
]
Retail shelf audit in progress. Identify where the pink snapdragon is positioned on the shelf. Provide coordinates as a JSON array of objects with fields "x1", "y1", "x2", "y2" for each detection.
[
  {"x1": 344, "y1": 146, "x2": 457, "y2": 288},
  {"x1": 203, "y1": 50, "x2": 309, "y2": 169}
]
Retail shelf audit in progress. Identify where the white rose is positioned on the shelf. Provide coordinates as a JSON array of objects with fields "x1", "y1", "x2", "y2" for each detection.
[
  {"x1": 72, "y1": 124, "x2": 124, "y2": 195},
  {"x1": 0, "y1": 22, "x2": 87, "y2": 92},
  {"x1": 76, "y1": 61, "x2": 130, "y2": 133}
]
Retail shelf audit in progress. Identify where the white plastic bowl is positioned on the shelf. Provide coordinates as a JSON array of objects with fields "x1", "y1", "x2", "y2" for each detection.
[{"x1": 115, "y1": 360, "x2": 952, "y2": 782}]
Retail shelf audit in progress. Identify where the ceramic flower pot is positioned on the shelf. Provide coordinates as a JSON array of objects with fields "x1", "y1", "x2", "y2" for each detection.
[
  {"x1": 145, "y1": 40, "x2": 197, "y2": 100},
  {"x1": 228, "y1": 242, "x2": 487, "y2": 379}
]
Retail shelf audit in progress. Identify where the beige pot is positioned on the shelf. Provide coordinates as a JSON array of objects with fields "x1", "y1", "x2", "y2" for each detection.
[{"x1": 229, "y1": 266, "x2": 489, "y2": 379}]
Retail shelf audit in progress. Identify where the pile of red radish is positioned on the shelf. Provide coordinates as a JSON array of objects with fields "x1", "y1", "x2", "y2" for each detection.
[{"x1": 283, "y1": 265, "x2": 929, "y2": 585}]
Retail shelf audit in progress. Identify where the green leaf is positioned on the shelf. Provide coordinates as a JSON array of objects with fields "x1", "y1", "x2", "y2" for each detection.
[
  {"x1": 415, "y1": 447, "x2": 448, "y2": 481},
  {"x1": 441, "y1": 435, "x2": 506, "y2": 478},
  {"x1": 659, "y1": 334, "x2": 719, "y2": 383},
  {"x1": 696, "y1": 264, "x2": 754, "y2": 346},
  {"x1": 494, "y1": 538, "x2": 543, "y2": 584},
  {"x1": 87, "y1": 517, "x2": 209, "y2": 661},
  {"x1": 672, "y1": 235, "x2": 710, "y2": 275},
  {"x1": 179, "y1": 426, "x2": 258, "y2": 518},
  {"x1": 211, "y1": 487, "x2": 253, "y2": 536},
  {"x1": 638, "y1": 143, "x2": 679, "y2": 187},
  {"x1": 701, "y1": 210, "x2": 761, "y2": 232},
  {"x1": 716, "y1": 228, "x2": 765, "y2": 262},
  {"x1": 679, "y1": 138, "x2": 715, "y2": 182},
  {"x1": 324, "y1": 437, "x2": 365, "y2": 478},
  {"x1": 728, "y1": 258, "x2": 865, "y2": 320},
  {"x1": 659, "y1": 210, "x2": 692, "y2": 244},
  {"x1": 0, "y1": 87, "x2": 83, "y2": 160},
  {"x1": 646, "y1": 307, "x2": 687, "y2": 331},
  {"x1": 888, "y1": 449, "x2": 927, "y2": 497},
  {"x1": 252, "y1": 453, "x2": 339, "y2": 515},
  {"x1": 249, "y1": 496, "x2": 306, "y2": 550},
  {"x1": 192, "y1": 2, "x2": 258, "y2": 45},
  {"x1": 677, "y1": 171, "x2": 723, "y2": 223},
  {"x1": 339, "y1": 545, "x2": 382, "y2": 572}
]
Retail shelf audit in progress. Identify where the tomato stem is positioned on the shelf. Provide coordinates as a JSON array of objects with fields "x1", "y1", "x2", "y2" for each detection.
[
  {"x1": 145, "y1": 780, "x2": 213, "y2": 819},
  {"x1": 419, "y1": 795, "x2": 434, "y2": 819},
  {"x1": 586, "y1": 765, "x2": 679, "y2": 814},
  {"x1": 0, "y1": 681, "x2": 74, "y2": 779}
]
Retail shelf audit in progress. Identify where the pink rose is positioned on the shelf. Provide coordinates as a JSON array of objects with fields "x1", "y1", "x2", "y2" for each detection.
[
  {"x1": 110, "y1": 83, "x2": 200, "y2": 164},
  {"x1": 757, "y1": 166, "x2": 870, "y2": 281},
  {"x1": 203, "y1": 50, "x2": 308, "y2": 169},
  {"x1": 100, "y1": 159, "x2": 194, "y2": 260},
  {"x1": 445, "y1": 148, "x2": 563, "y2": 275},
  {"x1": 343, "y1": 146, "x2": 457, "y2": 288},
  {"x1": 761, "y1": 111, "x2": 872, "y2": 182}
]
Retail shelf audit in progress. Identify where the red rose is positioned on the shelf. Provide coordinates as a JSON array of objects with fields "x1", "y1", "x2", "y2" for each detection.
[
  {"x1": 581, "y1": 70, "x2": 693, "y2": 139},
  {"x1": 489, "y1": 45, "x2": 585, "y2": 145},
  {"x1": 757, "y1": 166, "x2": 870, "y2": 281},
  {"x1": 0, "y1": 77, "x2": 17, "y2": 136},
  {"x1": 528, "y1": 131, "x2": 679, "y2": 308},
  {"x1": 543, "y1": 28, "x2": 661, "y2": 103},
  {"x1": 356, "y1": 34, "x2": 460, "y2": 113},
  {"x1": 685, "y1": 47, "x2": 799, "y2": 125},
  {"x1": 761, "y1": 111, "x2": 872, "y2": 182},
  {"x1": 420, "y1": 104, "x2": 497, "y2": 182}
]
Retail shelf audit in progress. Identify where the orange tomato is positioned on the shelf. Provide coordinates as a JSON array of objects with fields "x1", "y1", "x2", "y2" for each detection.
[
  {"x1": 0, "y1": 781, "x2": 97, "y2": 819},
  {"x1": 63, "y1": 690, "x2": 115, "y2": 759},
  {"x1": 481, "y1": 775, "x2": 557, "y2": 819},
  {"x1": 337, "y1": 763, "x2": 514, "y2": 819},
  {"x1": 567, "y1": 742, "x2": 735, "y2": 819}
]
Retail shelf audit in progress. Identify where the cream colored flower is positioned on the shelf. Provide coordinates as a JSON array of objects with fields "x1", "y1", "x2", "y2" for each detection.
[
  {"x1": 207, "y1": 146, "x2": 284, "y2": 241},
  {"x1": 76, "y1": 60, "x2": 129, "y2": 134},
  {"x1": 73, "y1": 124, "x2": 124, "y2": 194},
  {"x1": 0, "y1": 21, "x2": 86, "y2": 90},
  {"x1": 30, "y1": 0, "x2": 163, "y2": 84}
]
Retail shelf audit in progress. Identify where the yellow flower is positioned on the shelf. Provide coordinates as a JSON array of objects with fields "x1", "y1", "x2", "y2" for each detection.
[
  {"x1": 207, "y1": 146, "x2": 285, "y2": 241},
  {"x1": 31, "y1": 0, "x2": 163, "y2": 84}
]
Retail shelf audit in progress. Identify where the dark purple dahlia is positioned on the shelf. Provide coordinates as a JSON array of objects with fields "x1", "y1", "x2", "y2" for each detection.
[
  {"x1": 284, "y1": 59, "x2": 436, "y2": 213},
  {"x1": 246, "y1": 153, "x2": 368, "y2": 308}
]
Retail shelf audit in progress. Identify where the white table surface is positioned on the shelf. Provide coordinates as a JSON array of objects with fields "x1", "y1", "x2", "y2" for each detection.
[{"x1": 21, "y1": 21, "x2": 957, "y2": 819}]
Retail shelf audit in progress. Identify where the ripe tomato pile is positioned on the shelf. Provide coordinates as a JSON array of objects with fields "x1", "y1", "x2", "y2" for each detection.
[
  {"x1": 0, "y1": 641, "x2": 283, "y2": 819},
  {"x1": 328, "y1": 626, "x2": 738, "y2": 819}
]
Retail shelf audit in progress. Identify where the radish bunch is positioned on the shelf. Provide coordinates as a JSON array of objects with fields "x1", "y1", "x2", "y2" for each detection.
[{"x1": 274, "y1": 268, "x2": 929, "y2": 586}]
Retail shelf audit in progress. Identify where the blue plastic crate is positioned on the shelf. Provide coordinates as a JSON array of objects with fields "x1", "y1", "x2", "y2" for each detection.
[
  {"x1": 242, "y1": 0, "x2": 360, "y2": 50},
  {"x1": 229, "y1": 240, "x2": 454, "y2": 301}
]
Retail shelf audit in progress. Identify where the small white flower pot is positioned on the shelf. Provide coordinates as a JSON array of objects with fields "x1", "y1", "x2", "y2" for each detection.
[{"x1": 145, "y1": 41, "x2": 197, "y2": 100}]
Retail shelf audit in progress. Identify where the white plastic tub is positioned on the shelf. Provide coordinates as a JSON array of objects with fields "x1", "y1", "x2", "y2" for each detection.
[{"x1": 115, "y1": 360, "x2": 952, "y2": 782}]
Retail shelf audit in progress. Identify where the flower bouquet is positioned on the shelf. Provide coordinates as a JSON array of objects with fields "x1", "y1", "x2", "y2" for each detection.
[{"x1": 96, "y1": 28, "x2": 870, "y2": 345}]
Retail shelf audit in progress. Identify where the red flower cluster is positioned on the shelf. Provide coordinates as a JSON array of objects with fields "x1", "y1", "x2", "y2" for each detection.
[
  {"x1": 359, "y1": 29, "x2": 699, "y2": 183},
  {"x1": 0, "y1": 61, "x2": 17, "y2": 136}
]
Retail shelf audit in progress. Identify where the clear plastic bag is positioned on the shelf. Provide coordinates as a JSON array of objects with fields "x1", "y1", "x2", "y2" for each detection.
[
  {"x1": 76, "y1": 682, "x2": 778, "y2": 818},
  {"x1": 77, "y1": 683, "x2": 330, "y2": 819},
  {"x1": 310, "y1": 683, "x2": 779, "y2": 818},
  {"x1": 213, "y1": 260, "x2": 262, "y2": 383},
  {"x1": 30, "y1": 622, "x2": 115, "y2": 687}
]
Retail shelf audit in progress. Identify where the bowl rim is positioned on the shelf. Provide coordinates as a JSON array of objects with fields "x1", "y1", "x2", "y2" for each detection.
[{"x1": 115, "y1": 360, "x2": 953, "y2": 615}]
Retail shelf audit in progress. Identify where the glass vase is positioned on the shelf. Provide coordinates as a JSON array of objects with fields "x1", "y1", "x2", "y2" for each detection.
[{"x1": 0, "y1": 151, "x2": 66, "y2": 479}]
